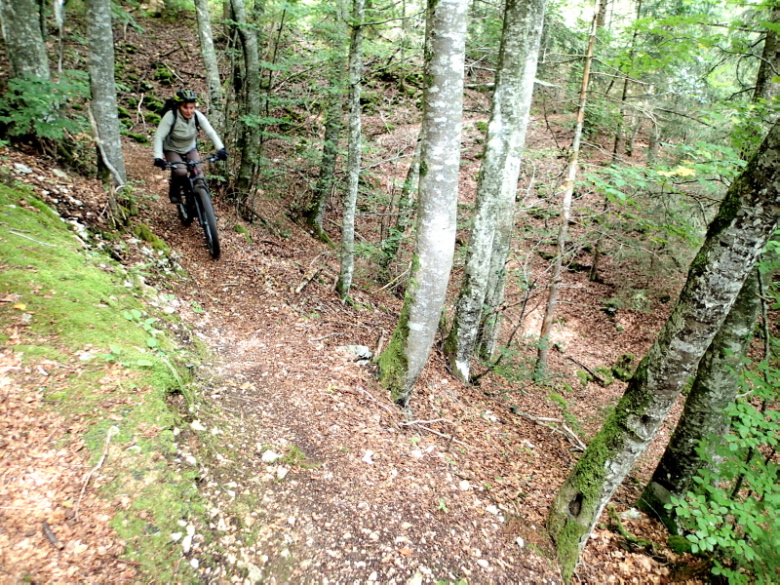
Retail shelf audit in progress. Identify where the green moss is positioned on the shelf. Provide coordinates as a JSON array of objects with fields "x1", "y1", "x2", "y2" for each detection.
[
  {"x1": 133, "y1": 222, "x2": 169, "y2": 252},
  {"x1": 144, "y1": 112, "x2": 161, "y2": 125},
  {"x1": 126, "y1": 132, "x2": 150, "y2": 145},
  {"x1": 234, "y1": 223, "x2": 252, "y2": 244},
  {"x1": 475, "y1": 120, "x2": 488, "y2": 135},
  {"x1": 377, "y1": 301, "x2": 412, "y2": 404},
  {"x1": 0, "y1": 183, "x2": 211, "y2": 582},
  {"x1": 668, "y1": 534, "x2": 693, "y2": 554}
]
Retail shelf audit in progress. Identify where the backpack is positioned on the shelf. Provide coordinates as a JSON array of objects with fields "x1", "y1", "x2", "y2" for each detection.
[{"x1": 160, "y1": 98, "x2": 201, "y2": 138}]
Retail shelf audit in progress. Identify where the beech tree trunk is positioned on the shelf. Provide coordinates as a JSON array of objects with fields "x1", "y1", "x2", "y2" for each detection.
[
  {"x1": 444, "y1": 0, "x2": 547, "y2": 383},
  {"x1": 0, "y1": 0, "x2": 50, "y2": 80},
  {"x1": 335, "y1": 0, "x2": 365, "y2": 300},
  {"x1": 195, "y1": 0, "x2": 225, "y2": 132},
  {"x1": 547, "y1": 119, "x2": 780, "y2": 582},
  {"x1": 639, "y1": 268, "x2": 761, "y2": 532},
  {"x1": 231, "y1": 0, "x2": 263, "y2": 196},
  {"x1": 306, "y1": 43, "x2": 347, "y2": 241},
  {"x1": 377, "y1": 0, "x2": 468, "y2": 406},
  {"x1": 378, "y1": 133, "x2": 421, "y2": 282},
  {"x1": 86, "y1": 0, "x2": 126, "y2": 186},
  {"x1": 535, "y1": 1, "x2": 599, "y2": 379}
]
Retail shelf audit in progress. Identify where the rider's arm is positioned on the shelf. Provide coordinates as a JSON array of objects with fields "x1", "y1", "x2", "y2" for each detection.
[
  {"x1": 152, "y1": 111, "x2": 176, "y2": 159},
  {"x1": 196, "y1": 112, "x2": 225, "y2": 152}
]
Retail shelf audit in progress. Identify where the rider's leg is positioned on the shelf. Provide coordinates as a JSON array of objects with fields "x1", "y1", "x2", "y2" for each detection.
[{"x1": 164, "y1": 151, "x2": 187, "y2": 203}]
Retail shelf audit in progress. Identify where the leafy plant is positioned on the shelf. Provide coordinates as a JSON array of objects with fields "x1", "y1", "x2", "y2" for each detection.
[
  {"x1": 0, "y1": 71, "x2": 90, "y2": 141},
  {"x1": 670, "y1": 360, "x2": 780, "y2": 584}
]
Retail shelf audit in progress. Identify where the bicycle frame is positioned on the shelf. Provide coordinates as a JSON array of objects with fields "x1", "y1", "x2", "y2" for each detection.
[{"x1": 167, "y1": 154, "x2": 221, "y2": 259}]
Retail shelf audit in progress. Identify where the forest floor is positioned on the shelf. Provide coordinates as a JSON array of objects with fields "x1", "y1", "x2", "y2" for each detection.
[{"x1": 0, "y1": 12, "x2": 711, "y2": 585}]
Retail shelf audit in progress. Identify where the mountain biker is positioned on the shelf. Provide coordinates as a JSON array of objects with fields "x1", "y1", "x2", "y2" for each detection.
[{"x1": 152, "y1": 89, "x2": 227, "y2": 204}]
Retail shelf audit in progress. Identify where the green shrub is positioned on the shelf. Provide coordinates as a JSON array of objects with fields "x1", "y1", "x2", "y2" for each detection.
[{"x1": 0, "y1": 71, "x2": 90, "y2": 141}]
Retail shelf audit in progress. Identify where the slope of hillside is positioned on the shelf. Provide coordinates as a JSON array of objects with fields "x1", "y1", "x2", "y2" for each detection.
[{"x1": 0, "y1": 11, "x2": 709, "y2": 585}]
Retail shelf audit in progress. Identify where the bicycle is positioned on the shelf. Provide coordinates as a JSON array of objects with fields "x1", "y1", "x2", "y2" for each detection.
[{"x1": 167, "y1": 154, "x2": 221, "y2": 260}]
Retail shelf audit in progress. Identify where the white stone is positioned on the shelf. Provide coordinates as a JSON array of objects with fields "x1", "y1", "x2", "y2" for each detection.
[
  {"x1": 261, "y1": 450, "x2": 281, "y2": 463},
  {"x1": 190, "y1": 420, "x2": 207, "y2": 431}
]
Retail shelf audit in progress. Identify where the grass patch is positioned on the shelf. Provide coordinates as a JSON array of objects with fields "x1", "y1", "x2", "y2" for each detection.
[{"x1": 0, "y1": 183, "x2": 214, "y2": 581}]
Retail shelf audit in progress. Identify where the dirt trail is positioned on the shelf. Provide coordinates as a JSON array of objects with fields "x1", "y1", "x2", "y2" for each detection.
[{"x1": 137, "y1": 166, "x2": 562, "y2": 582}]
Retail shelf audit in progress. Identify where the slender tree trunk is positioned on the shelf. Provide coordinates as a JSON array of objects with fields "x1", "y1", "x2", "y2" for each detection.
[
  {"x1": 0, "y1": 0, "x2": 50, "y2": 80},
  {"x1": 547, "y1": 118, "x2": 780, "y2": 582},
  {"x1": 639, "y1": 268, "x2": 761, "y2": 532},
  {"x1": 231, "y1": 0, "x2": 263, "y2": 197},
  {"x1": 195, "y1": 0, "x2": 225, "y2": 132},
  {"x1": 444, "y1": 0, "x2": 547, "y2": 383},
  {"x1": 378, "y1": 133, "x2": 422, "y2": 282},
  {"x1": 754, "y1": 6, "x2": 780, "y2": 104},
  {"x1": 306, "y1": 17, "x2": 348, "y2": 241},
  {"x1": 335, "y1": 0, "x2": 365, "y2": 300},
  {"x1": 86, "y1": 0, "x2": 126, "y2": 186},
  {"x1": 535, "y1": 0, "x2": 599, "y2": 379},
  {"x1": 377, "y1": 0, "x2": 468, "y2": 406}
]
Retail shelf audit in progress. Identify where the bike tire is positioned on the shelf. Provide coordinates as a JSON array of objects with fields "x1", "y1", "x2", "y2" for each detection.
[{"x1": 193, "y1": 182, "x2": 220, "y2": 260}]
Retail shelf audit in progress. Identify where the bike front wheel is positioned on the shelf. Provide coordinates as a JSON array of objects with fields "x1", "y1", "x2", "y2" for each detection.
[{"x1": 193, "y1": 182, "x2": 220, "y2": 260}]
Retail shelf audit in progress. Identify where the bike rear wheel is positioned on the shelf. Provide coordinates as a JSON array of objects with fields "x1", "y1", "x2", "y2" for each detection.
[{"x1": 193, "y1": 182, "x2": 220, "y2": 260}]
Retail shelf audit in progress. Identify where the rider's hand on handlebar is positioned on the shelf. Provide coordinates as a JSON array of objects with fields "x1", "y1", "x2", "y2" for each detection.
[
  {"x1": 216, "y1": 148, "x2": 228, "y2": 161},
  {"x1": 153, "y1": 158, "x2": 167, "y2": 169}
]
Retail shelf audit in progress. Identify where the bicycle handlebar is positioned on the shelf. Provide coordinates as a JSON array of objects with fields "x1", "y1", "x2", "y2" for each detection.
[{"x1": 165, "y1": 153, "x2": 220, "y2": 169}]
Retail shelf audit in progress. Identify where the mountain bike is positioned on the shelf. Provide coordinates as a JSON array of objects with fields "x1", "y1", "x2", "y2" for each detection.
[{"x1": 167, "y1": 154, "x2": 221, "y2": 260}]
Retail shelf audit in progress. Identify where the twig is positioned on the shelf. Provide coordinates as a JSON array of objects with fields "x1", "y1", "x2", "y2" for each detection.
[
  {"x1": 404, "y1": 423, "x2": 469, "y2": 447},
  {"x1": 7, "y1": 229, "x2": 57, "y2": 247},
  {"x1": 76, "y1": 425, "x2": 119, "y2": 521},
  {"x1": 354, "y1": 385, "x2": 397, "y2": 417},
  {"x1": 42, "y1": 521, "x2": 65, "y2": 550},
  {"x1": 564, "y1": 355, "x2": 607, "y2": 386},
  {"x1": 309, "y1": 332, "x2": 345, "y2": 342},
  {"x1": 295, "y1": 267, "x2": 322, "y2": 294},
  {"x1": 514, "y1": 410, "x2": 586, "y2": 451},
  {"x1": 398, "y1": 418, "x2": 453, "y2": 426}
]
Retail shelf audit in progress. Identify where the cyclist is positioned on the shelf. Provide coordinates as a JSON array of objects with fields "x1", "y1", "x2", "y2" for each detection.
[{"x1": 152, "y1": 89, "x2": 228, "y2": 204}]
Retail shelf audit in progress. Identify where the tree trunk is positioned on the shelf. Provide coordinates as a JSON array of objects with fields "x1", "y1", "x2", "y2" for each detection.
[
  {"x1": 0, "y1": 0, "x2": 50, "y2": 80},
  {"x1": 547, "y1": 118, "x2": 780, "y2": 583},
  {"x1": 754, "y1": 6, "x2": 780, "y2": 104},
  {"x1": 195, "y1": 0, "x2": 225, "y2": 132},
  {"x1": 444, "y1": 0, "x2": 547, "y2": 383},
  {"x1": 306, "y1": 10, "x2": 348, "y2": 242},
  {"x1": 86, "y1": 0, "x2": 126, "y2": 186},
  {"x1": 377, "y1": 0, "x2": 468, "y2": 406},
  {"x1": 335, "y1": 0, "x2": 365, "y2": 300},
  {"x1": 378, "y1": 133, "x2": 421, "y2": 282},
  {"x1": 535, "y1": 0, "x2": 599, "y2": 379},
  {"x1": 230, "y1": 0, "x2": 263, "y2": 197},
  {"x1": 638, "y1": 267, "x2": 761, "y2": 533}
]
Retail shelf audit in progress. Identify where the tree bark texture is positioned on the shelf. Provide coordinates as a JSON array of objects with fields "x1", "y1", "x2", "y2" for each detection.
[
  {"x1": 547, "y1": 119, "x2": 780, "y2": 582},
  {"x1": 86, "y1": 0, "x2": 127, "y2": 185},
  {"x1": 230, "y1": 0, "x2": 263, "y2": 195},
  {"x1": 377, "y1": 0, "x2": 468, "y2": 406},
  {"x1": 335, "y1": 0, "x2": 365, "y2": 299},
  {"x1": 195, "y1": 0, "x2": 225, "y2": 132},
  {"x1": 754, "y1": 6, "x2": 780, "y2": 104},
  {"x1": 639, "y1": 268, "x2": 761, "y2": 533},
  {"x1": 306, "y1": 47, "x2": 347, "y2": 240},
  {"x1": 535, "y1": 1, "x2": 599, "y2": 378},
  {"x1": 445, "y1": 0, "x2": 547, "y2": 383},
  {"x1": 0, "y1": 0, "x2": 50, "y2": 80}
]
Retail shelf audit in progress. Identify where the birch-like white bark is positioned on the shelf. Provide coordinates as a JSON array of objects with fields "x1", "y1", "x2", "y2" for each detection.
[
  {"x1": 194, "y1": 0, "x2": 225, "y2": 132},
  {"x1": 378, "y1": 0, "x2": 468, "y2": 405},
  {"x1": 336, "y1": 0, "x2": 365, "y2": 299},
  {"x1": 446, "y1": 0, "x2": 547, "y2": 382},
  {"x1": 86, "y1": 0, "x2": 127, "y2": 185},
  {"x1": 0, "y1": 0, "x2": 50, "y2": 80}
]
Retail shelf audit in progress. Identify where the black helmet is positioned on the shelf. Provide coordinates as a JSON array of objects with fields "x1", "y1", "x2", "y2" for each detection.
[{"x1": 174, "y1": 89, "x2": 197, "y2": 103}]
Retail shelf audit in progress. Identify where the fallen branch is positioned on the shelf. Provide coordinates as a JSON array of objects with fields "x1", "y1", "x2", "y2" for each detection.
[
  {"x1": 400, "y1": 422, "x2": 469, "y2": 448},
  {"x1": 514, "y1": 410, "x2": 586, "y2": 451},
  {"x1": 398, "y1": 418, "x2": 453, "y2": 426},
  {"x1": 564, "y1": 355, "x2": 607, "y2": 386},
  {"x1": 76, "y1": 425, "x2": 118, "y2": 521},
  {"x1": 8, "y1": 229, "x2": 57, "y2": 247},
  {"x1": 42, "y1": 521, "x2": 65, "y2": 550}
]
